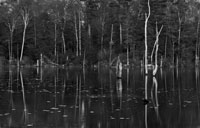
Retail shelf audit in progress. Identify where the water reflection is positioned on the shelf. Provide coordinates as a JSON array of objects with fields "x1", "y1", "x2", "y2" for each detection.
[{"x1": 0, "y1": 67, "x2": 199, "y2": 127}]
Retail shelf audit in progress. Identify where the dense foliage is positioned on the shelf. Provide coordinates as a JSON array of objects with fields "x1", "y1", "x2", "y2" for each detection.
[{"x1": 0, "y1": 0, "x2": 200, "y2": 66}]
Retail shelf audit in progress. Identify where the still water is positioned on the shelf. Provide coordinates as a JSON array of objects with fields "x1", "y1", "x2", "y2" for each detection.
[{"x1": 0, "y1": 66, "x2": 199, "y2": 128}]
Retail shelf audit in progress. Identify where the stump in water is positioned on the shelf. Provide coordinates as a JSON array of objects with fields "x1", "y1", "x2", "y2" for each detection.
[{"x1": 116, "y1": 56, "x2": 122, "y2": 79}]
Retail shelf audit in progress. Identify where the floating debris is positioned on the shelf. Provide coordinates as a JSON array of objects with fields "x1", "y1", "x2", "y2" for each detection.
[
  {"x1": 110, "y1": 116, "x2": 115, "y2": 119},
  {"x1": 90, "y1": 111, "x2": 94, "y2": 113},
  {"x1": 59, "y1": 105, "x2": 66, "y2": 107},
  {"x1": 27, "y1": 124, "x2": 33, "y2": 127},
  {"x1": 63, "y1": 115, "x2": 68, "y2": 118},
  {"x1": 184, "y1": 101, "x2": 192, "y2": 104},
  {"x1": 4, "y1": 113, "x2": 10, "y2": 116},
  {"x1": 168, "y1": 103, "x2": 173, "y2": 105},
  {"x1": 43, "y1": 110, "x2": 50, "y2": 112},
  {"x1": 51, "y1": 107, "x2": 59, "y2": 110},
  {"x1": 120, "y1": 117, "x2": 125, "y2": 120},
  {"x1": 46, "y1": 101, "x2": 51, "y2": 103}
]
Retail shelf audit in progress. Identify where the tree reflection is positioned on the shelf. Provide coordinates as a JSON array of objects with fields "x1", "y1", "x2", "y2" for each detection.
[
  {"x1": 151, "y1": 77, "x2": 161, "y2": 124},
  {"x1": 20, "y1": 70, "x2": 28, "y2": 125}
]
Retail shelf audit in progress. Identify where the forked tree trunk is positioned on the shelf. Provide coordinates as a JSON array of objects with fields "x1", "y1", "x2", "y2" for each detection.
[
  {"x1": 20, "y1": 8, "x2": 29, "y2": 62},
  {"x1": 144, "y1": 0, "x2": 150, "y2": 74},
  {"x1": 153, "y1": 24, "x2": 163, "y2": 76}
]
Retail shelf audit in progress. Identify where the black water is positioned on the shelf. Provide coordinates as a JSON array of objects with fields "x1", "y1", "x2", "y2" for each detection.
[{"x1": 0, "y1": 66, "x2": 199, "y2": 128}]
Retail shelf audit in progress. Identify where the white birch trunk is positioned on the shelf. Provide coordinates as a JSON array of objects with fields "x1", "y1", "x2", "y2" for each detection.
[{"x1": 144, "y1": 0, "x2": 150, "y2": 74}]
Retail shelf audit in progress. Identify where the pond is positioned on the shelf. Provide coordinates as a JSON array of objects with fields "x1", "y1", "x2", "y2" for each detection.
[{"x1": 0, "y1": 66, "x2": 199, "y2": 128}]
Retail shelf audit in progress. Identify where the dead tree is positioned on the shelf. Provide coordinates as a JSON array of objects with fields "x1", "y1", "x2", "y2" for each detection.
[{"x1": 144, "y1": 0, "x2": 150, "y2": 74}]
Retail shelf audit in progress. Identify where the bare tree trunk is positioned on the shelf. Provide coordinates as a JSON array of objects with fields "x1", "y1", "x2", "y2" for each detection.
[
  {"x1": 126, "y1": 24, "x2": 129, "y2": 66},
  {"x1": 177, "y1": 11, "x2": 181, "y2": 68},
  {"x1": 62, "y1": 31, "x2": 66, "y2": 54},
  {"x1": 109, "y1": 24, "x2": 114, "y2": 66},
  {"x1": 20, "y1": 25, "x2": 27, "y2": 62},
  {"x1": 78, "y1": 12, "x2": 81, "y2": 56},
  {"x1": 173, "y1": 41, "x2": 175, "y2": 66},
  {"x1": 74, "y1": 13, "x2": 79, "y2": 56},
  {"x1": 34, "y1": 16, "x2": 37, "y2": 47},
  {"x1": 101, "y1": 20, "x2": 104, "y2": 56},
  {"x1": 20, "y1": 8, "x2": 29, "y2": 62},
  {"x1": 164, "y1": 35, "x2": 167, "y2": 60},
  {"x1": 153, "y1": 24, "x2": 163, "y2": 76},
  {"x1": 9, "y1": 30, "x2": 13, "y2": 62},
  {"x1": 196, "y1": 20, "x2": 200, "y2": 66},
  {"x1": 120, "y1": 23, "x2": 122, "y2": 45},
  {"x1": 54, "y1": 23, "x2": 57, "y2": 57},
  {"x1": 144, "y1": 0, "x2": 150, "y2": 74}
]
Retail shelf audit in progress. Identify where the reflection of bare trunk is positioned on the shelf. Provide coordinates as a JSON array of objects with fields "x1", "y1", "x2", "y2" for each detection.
[
  {"x1": 145, "y1": 75, "x2": 148, "y2": 128},
  {"x1": 20, "y1": 71, "x2": 28, "y2": 124},
  {"x1": 151, "y1": 77, "x2": 161, "y2": 123},
  {"x1": 116, "y1": 79, "x2": 122, "y2": 109},
  {"x1": 144, "y1": 0, "x2": 150, "y2": 74},
  {"x1": 109, "y1": 70, "x2": 114, "y2": 111}
]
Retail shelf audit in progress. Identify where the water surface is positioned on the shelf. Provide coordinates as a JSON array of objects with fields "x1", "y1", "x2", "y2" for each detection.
[{"x1": 0, "y1": 66, "x2": 199, "y2": 128}]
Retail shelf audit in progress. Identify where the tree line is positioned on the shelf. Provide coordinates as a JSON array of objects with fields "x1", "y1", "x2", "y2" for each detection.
[{"x1": 0, "y1": 0, "x2": 200, "y2": 67}]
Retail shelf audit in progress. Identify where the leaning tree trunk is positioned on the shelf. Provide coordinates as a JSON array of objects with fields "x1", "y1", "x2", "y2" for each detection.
[
  {"x1": 20, "y1": 24, "x2": 27, "y2": 62},
  {"x1": 20, "y1": 8, "x2": 29, "y2": 62},
  {"x1": 62, "y1": 31, "x2": 66, "y2": 54},
  {"x1": 153, "y1": 24, "x2": 163, "y2": 76},
  {"x1": 177, "y1": 11, "x2": 182, "y2": 68},
  {"x1": 144, "y1": 0, "x2": 151, "y2": 74}
]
